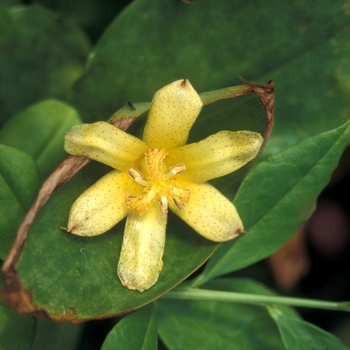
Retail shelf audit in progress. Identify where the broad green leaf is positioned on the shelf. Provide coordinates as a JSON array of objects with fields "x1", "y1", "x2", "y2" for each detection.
[
  {"x1": 157, "y1": 278, "x2": 285, "y2": 350},
  {"x1": 101, "y1": 303, "x2": 157, "y2": 350},
  {"x1": 11, "y1": 160, "x2": 216, "y2": 321},
  {"x1": 0, "y1": 279, "x2": 36, "y2": 350},
  {"x1": 71, "y1": 0, "x2": 349, "y2": 158},
  {"x1": 0, "y1": 99, "x2": 82, "y2": 179},
  {"x1": 195, "y1": 120, "x2": 350, "y2": 285},
  {"x1": 0, "y1": 145, "x2": 40, "y2": 259},
  {"x1": 268, "y1": 307, "x2": 348, "y2": 350},
  {"x1": 0, "y1": 6, "x2": 90, "y2": 126}
]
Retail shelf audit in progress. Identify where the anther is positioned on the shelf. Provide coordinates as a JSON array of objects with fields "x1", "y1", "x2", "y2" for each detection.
[
  {"x1": 173, "y1": 197, "x2": 186, "y2": 210},
  {"x1": 159, "y1": 196, "x2": 168, "y2": 216},
  {"x1": 164, "y1": 164, "x2": 186, "y2": 179},
  {"x1": 128, "y1": 168, "x2": 150, "y2": 186},
  {"x1": 126, "y1": 195, "x2": 139, "y2": 201}
]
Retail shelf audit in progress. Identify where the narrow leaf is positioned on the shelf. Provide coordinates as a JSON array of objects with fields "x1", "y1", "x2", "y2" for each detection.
[
  {"x1": 195, "y1": 120, "x2": 350, "y2": 285},
  {"x1": 268, "y1": 307, "x2": 348, "y2": 350}
]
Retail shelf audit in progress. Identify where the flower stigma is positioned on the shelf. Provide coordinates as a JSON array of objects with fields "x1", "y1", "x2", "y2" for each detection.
[{"x1": 125, "y1": 148, "x2": 191, "y2": 217}]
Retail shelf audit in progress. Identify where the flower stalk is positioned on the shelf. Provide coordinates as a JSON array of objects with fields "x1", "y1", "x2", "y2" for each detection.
[{"x1": 162, "y1": 286, "x2": 350, "y2": 312}]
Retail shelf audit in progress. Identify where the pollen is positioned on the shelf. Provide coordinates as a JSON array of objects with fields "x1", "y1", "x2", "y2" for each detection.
[{"x1": 125, "y1": 148, "x2": 191, "y2": 216}]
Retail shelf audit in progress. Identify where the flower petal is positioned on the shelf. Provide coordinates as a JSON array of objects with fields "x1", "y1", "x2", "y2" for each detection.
[
  {"x1": 65, "y1": 121, "x2": 148, "y2": 172},
  {"x1": 117, "y1": 202, "x2": 166, "y2": 292},
  {"x1": 67, "y1": 171, "x2": 134, "y2": 236},
  {"x1": 142, "y1": 79, "x2": 203, "y2": 150},
  {"x1": 169, "y1": 182, "x2": 243, "y2": 242},
  {"x1": 170, "y1": 131, "x2": 263, "y2": 182}
]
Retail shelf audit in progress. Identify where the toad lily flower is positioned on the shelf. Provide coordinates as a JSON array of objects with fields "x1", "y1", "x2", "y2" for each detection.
[{"x1": 64, "y1": 79, "x2": 263, "y2": 292}]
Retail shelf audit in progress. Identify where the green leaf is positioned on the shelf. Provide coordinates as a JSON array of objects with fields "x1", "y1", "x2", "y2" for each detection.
[
  {"x1": 0, "y1": 6, "x2": 90, "y2": 126},
  {"x1": 71, "y1": 0, "x2": 349, "y2": 157},
  {"x1": 0, "y1": 145, "x2": 40, "y2": 259},
  {"x1": 268, "y1": 307, "x2": 348, "y2": 350},
  {"x1": 0, "y1": 99, "x2": 82, "y2": 179},
  {"x1": 0, "y1": 279, "x2": 37, "y2": 350},
  {"x1": 157, "y1": 278, "x2": 284, "y2": 350},
  {"x1": 195, "y1": 120, "x2": 350, "y2": 285},
  {"x1": 10, "y1": 160, "x2": 216, "y2": 321},
  {"x1": 101, "y1": 303, "x2": 157, "y2": 350}
]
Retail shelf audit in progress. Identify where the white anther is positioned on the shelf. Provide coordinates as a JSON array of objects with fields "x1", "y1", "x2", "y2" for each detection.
[
  {"x1": 128, "y1": 168, "x2": 150, "y2": 186},
  {"x1": 164, "y1": 164, "x2": 186, "y2": 179},
  {"x1": 159, "y1": 196, "x2": 168, "y2": 216}
]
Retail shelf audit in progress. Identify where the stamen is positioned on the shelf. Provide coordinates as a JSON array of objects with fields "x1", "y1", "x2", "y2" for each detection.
[
  {"x1": 173, "y1": 197, "x2": 186, "y2": 210},
  {"x1": 159, "y1": 196, "x2": 168, "y2": 216},
  {"x1": 164, "y1": 164, "x2": 186, "y2": 179},
  {"x1": 125, "y1": 148, "x2": 191, "y2": 216},
  {"x1": 126, "y1": 195, "x2": 139, "y2": 200},
  {"x1": 128, "y1": 168, "x2": 150, "y2": 186}
]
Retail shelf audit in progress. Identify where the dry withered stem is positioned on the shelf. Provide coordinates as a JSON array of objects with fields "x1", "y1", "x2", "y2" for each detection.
[{"x1": 238, "y1": 77, "x2": 275, "y2": 143}]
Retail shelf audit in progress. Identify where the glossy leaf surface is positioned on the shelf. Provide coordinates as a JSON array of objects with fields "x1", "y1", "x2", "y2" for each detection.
[
  {"x1": 0, "y1": 145, "x2": 40, "y2": 258},
  {"x1": 101, "y1": 303, "x2": 157, "y2": 350},
  {"x1": 195, "y1": 120, "x2": 350, "y2": 285}
]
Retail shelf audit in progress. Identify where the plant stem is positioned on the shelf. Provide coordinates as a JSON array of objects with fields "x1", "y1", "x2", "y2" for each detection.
[{"x1": 162, "y1": 286, "x2": 350, "y2": 312}]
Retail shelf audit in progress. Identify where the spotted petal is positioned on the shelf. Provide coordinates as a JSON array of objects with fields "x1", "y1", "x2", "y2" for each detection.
[
  {"x1": 117, "y1": 202, "x2": 167, "y2": 292},
  {"x1": 142, "y1": 79, "x2": 203, "y2": 150},
  {"x1": 67, "y1": 171, "x2": 134, "y2": 236},
  {"x1": 65, "y1": 122, "x2": 148, "y2": 172},
  {"x1": 170, "y1": 130, "x2": 263, "y2": 183},
  {"x1": 169, "y1": 182, "x2": 243, "y2": 242}
]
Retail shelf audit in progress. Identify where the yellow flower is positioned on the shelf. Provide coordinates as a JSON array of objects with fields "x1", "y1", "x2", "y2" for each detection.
[{"x1": 64, "y1": 79, "x2": 263, "y2": 292}]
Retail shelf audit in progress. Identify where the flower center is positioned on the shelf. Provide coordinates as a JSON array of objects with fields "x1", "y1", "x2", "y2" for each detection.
[{"x1": 125, "y1": 148, "x2": 191, "y2": 216}]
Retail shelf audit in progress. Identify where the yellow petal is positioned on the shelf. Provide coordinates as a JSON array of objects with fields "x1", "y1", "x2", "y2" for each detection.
[
  {"x1": 170, "y1": 131, "x2": 263, "y2": 183},
  {"x1": 67, "y1": 171, "x2": 134, "y2": 236},
  {"x1": 169, "y1": 182, "x2": 243, "y2": 242},
  {"x1": 142, "y1": 79, "x2": 203, "y2": 150},
  {"x1": 65, "y1": 121, "x2": 148, "y2": 172},
  {"x1": 117, "y1": 202, "x2": 166, "y2": 292}
]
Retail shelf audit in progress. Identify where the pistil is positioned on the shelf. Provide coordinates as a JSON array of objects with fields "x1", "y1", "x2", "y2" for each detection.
[{"x1": 125, "y1": 149, "x2": 191, "y2": 216}]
